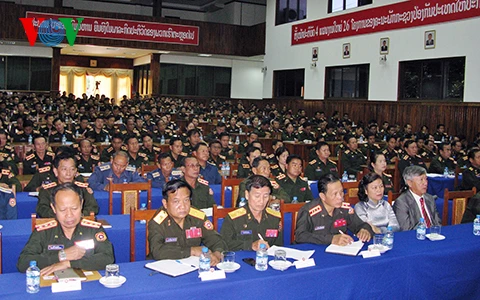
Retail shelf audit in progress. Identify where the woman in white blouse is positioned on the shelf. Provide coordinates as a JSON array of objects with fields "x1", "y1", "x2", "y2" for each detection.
[{"x1": 355, "y1": 172, "x2": 400, "y2": 233}]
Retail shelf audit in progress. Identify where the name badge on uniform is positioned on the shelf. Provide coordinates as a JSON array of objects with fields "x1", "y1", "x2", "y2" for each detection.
[
  {"x1": 48, "y1": 244, "x2": 64, "y2": 250},
  {"x1": 185, "y1": 227, "x2": 202, "y2": 239},
  {"x1": 75, "y1": 239, "x2": 95, "y2": 250},
  {"x1": 300, "y1": 187, "x2": 306, "y2": 191},
  {"x1": 314, "y1": 226, "x2": 325, "y2": 231},
  {"x1": 240, "y1": 230, "x2": 252, "y2": 235},
  {"x1": 165, "y1": 237, "x2": 178, "y2": 243},
  {"x1": 265, "y1": 229, "x2": 278, "y2": 238},
  {"x1": 316, "y1": 168, "x2": 322, "y2": 172},
  {"x1": 334, "y1": 218, "x2": 347, "y2": 228}
]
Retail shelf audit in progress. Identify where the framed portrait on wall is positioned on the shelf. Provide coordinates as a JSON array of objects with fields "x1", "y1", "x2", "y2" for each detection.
[
  {"x1": 425, "y1": 30, "x2": 436, "y2": 49},
  {"x1": 312, "y1": 47, "x2": 318, "y2": 61},
  {"x1": 380, "y1": 37, "x2": 389, "y2": 54},
  {"x1": 343, "y1": 43, "x2": 350, "y2": 59}
]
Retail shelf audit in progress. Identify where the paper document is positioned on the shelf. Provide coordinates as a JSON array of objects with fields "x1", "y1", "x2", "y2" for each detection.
[
  {"x1": 201, "y1": 208, "x2": 213, "y2": 217},
  {"x1": 267, "y1": 245, "x2": 315, "y2": 260},
  {"x1": 80, "y1": 173, "x2": 92, "y2": 178},
  {"x1": 28, "y1": 192, "x2": 39, "y2": 197},
  {"x1": 145, "y1": 256, "x2": 199, "y2": 277},
  {"x1": 325, "y1": 241, "x2": 364, "y2": 256}
]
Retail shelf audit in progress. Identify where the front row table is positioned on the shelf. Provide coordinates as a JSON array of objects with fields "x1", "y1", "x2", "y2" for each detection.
[{"x1": 0, "y1": 223, "x2": 479, "y2": 299}]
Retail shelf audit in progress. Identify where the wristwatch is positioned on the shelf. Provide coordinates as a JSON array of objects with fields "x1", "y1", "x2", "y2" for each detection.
[{"x1": 59, "y1": 250, "x2": 67, "y2": 262}]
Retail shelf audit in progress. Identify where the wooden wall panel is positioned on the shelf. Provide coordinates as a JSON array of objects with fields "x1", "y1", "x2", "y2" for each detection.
[{"x1": 60, "y1": 55, "x2": 133, "y2": 69}]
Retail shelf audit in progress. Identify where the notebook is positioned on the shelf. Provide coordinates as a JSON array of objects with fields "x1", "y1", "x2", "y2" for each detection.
[
  {"x1": 145, "y1": 256, "x2": 199, "y2": 277},
  {"x1": 325, "y1": 241, "x2": 364, "y2": 256}
]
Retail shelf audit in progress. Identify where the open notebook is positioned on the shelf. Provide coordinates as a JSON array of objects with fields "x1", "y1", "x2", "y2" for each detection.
[
  {"x1": 145, "y1": 256, "x2": 199, "y2": 277},
  {"x1": 325, "y1": 241, "x2": 365, "y2": 256}
]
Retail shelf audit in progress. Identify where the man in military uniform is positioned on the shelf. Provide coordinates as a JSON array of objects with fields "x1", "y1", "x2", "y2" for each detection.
[
  {"x1": 39, "y1": 113, "x2": 55, "y2": 138},
  {"x1": 267, "y1": 140, "x2": 283, "y2": 164},
  {"x1": 398, "y1": 140, "x2": 426, "y2": 185},
  {"x1": 11, "y1": 120, "x2": 38, "y2": 142},
  {"x1": 86, "y1": 117, "x2": 109, "y2": 143},
  {"x1": 17, "y1": 182, "x2": 114, "y2": 274},
  {"x1": 153, "y1": 119, "x2": 173, "y2": 143},
  {"x1": 296, "y1": 122, "x2": 316, "y2": 141},
  {"x1": 168, "y1": 136, "x2": 188, "y2": 168},
  {"x1": 180, "y1": 156, "x2": 215, "y2": 209},
  {"x1": 361, "y1": 132, "x2": 381, "y2": 157},
  {"x1": 219, "y1": 133, "x2": 235, "y2": 160},
  {"x1": 76, "y1": 139, "x2": 100, "y2": 173},
  {"x1": 182, "y1": 129, "x2": 202, "y2": 155},
  {"x1": 208, "y1": 140, "x2": 226, "y2": 170},
  {"x1": 0, "y1": 186, "x2": 17, "y2": 219},
  {"x1": 147, "y1": 153, "x2": 182, "y2": 189},
  {"x1": 204, "y1": 122, "x2": 226, "y2": 143},
  {"x1": 381, "y1": 135, "x2": 399, "y2": 164},
  {"x1": 321, "y1": 123, "x2": 338, "y2": 141},
  {"x1": 237, "y1": 146, "x2": 261, "y2": 179},
  {"x1": 236, "y1": 158, "x2": 290, "y2": 207},
  {"x1": 428, "y1": 143, "x2": 456, "y2": 174},
  {"x1": 147, "y1": 180, "x2": 226, "y2": 263},
  {"x1": 295, "y1": 174, "x2": 373, "y2": 245},
  {"x1": 0, "y1": 167, "x2": 22, "y2": 192},
  {"x1": 194, "y1": 142, "x2": 221, "y2": 184},
  {"x1": 253, "y1": 120, "x2": 271, "y2": 138},
  {"x1": 420, "y1": 139, "x2": 436, "y2": 160},
  {"x1": 276, "y1": 155, "x2": 314, "y2": 203},
  {"x1": 0, "y1": 129, "x2": 19, "y2": 175},
  {"x1": 451, "y1": 140, "x2": 467, "y2": 167},
  {"x1": 23, "y1": 135, "x2": 55, "y2": 175},
  {"x1": 100, "y1": 133, "x2": 125, "y2": 162},
  {"x1": 305, "y1": 142, "x2": 339, "y2": 181},
  {"x1": 125, "y1": 134, "x2": 149, "y2": 170},
  {"x1": 36, "y1": 152, "x2": 99, "y2": 218},
  {"x1": 433, "y1": 124, "x2": 448, "y2": 142},
  {"x1": 141, "y1": 133, "x2": 161, "y2": 163},
  {"x1": 72, "y1": 116, "x2": 91, "y2": 138},
  {"x1": 222, "y1": 175, "x2": 282, "y2": 250},
  {"x1": 341, "y1": 134, "x2": 366, "y2": 178},
  {"x1": 88, "y1": 151, "x2": 146, "y2": 191},
  {"x1": 238, "y1": 132, "x2": 258, "y2": 154},
  {"x1": 461, "y1": 148, "x2": 480, "y2": 191},
  {"x1": 49, "y1": 118, "x2": 74, "y2": 143}
]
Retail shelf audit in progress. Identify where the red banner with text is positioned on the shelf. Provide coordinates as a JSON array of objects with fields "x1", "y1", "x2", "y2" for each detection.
[
  {"x1": 291, "y1": 0, "x2": 480, "y2": 45},
  {"x1": 26, "y1": 11, "x2": 200, "y2": 46}
]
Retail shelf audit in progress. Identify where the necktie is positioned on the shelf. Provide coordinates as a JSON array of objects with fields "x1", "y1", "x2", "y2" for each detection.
[{"x1": 419, "y1": 197, "x2": 432, "y2": 228}]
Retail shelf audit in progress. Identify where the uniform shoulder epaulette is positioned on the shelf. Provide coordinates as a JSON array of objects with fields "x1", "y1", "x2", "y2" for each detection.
[
  {"x1": 270, "y1": 180, "x2": 280, "y2": 189},
  {"x1": 35, "y1": 220, "x2": 57, "y2": 231},
  {"x1": 91, "y1": 155, "x2": 100, "y2": 160},
  {"x1": 218, "y1": 154, "x2": 226, "y2": 160},
  {"x1": 1, "y1": 169, "x2": 10, "y2": 175},
  {"x1": 180, "y1": 152, "x2": 188, "y2": 156},
  {"x1": 42, "y1": 182, "x2": 57, "y2": 190},
  {"x1": 153, "y1": 210, "x2": 168, "y2": 224},
  {"x1": 16, "y1": 130, "x2": 24, "y2": 135},
  {"x1": 74, "y1": 181, "x2": 89, "y2": 188},
  {"x1": 309, "y1": 205, "x2": 322, "y2": 216},
  {"x1": 344, "y1": 150, "x2": 351, "y2": 154},
  {"x1": 271, "y1": 164, "x2": 278, "y2": 169},
  {"x1": 309, "y1": 159, "x2": 317, "y2": 165},
  {"x1": 416, "y1": 155, "x2": 423, "y2": 159},
  {"x1": 267, "y1": 153, "x2": 274, "y2": 159},
  {"x1": 438, "y1": 157, "x2": 443, "y2": 162},
  {"x1": 153, "y1": 146, "x2": 161, "y2": 152},
  {"x1": 46, "y1": 151, "x2": 55, "y2": 157},
  {"x1": 403, "y1": 155, "x2": 409, "y2": 160},
  {"x1": 189, "y1": 207, "x2": 206, "y2": 220},
  {"x1": 266, "y1": 207, "x2": 281, "y2": 218},
  {"x1": 469, "y1": 166, "x2": 474, "y2": 171},
  {"x1": 383, "y1": 172, "x2": 392, "y2": 177},
  {"x1": 126, "y1": 165, "x2": 136, "y2": 172},
  {"x1": 207, "y1": 161, "x2": 216, "y2": 167},
  {"x1": 25, "y1": 153, "x2": 35, "y2": 161},
  {"x1": 381, "y1": 149, "x2": 388, "y2": 154},
  {"x1": 151, "y1": 171, "x2": 160, "y2": 178},
  {"x1": 198, "y1": 178, "x2": 209, "y2": 186},
  {"x1": 65, "y1": 130, "x2": 72, "y2": 134},
  {"x1": 80, "y1": 218, "x2": 101, "y2": 228},
  {"x1": 38, "y1": 166, "x2": 51, "y2": 173},
  {"x1": 276, "y1": 173, "x2": 286, "y2": 180},
  {"x1": 138, "y1": 152, "x2": 147, "y2": 157},
  {"x1": 4, "y1": 145, "x2": 12, "y2": 150},
  {"x1": 328, "y1": 159, "x2": 337, "y2": 165},
  {"x1": 99, "y1": 163, "x2": 111, "y2": 171},
  {"x1": 228, "y1": 207, "x2": 247, "y2": 220},
  {"x1": 341, "y1": 202, "x2": 352, "y2": 209},
  {"x1": 242, "y1": 164, "x2": 250, "y2": 168},
  {"x1": 107, "y1": 147, "x2": 114, "y2": 153},
  {"x1": 183, "y1": 142, "x2": 189, "y2": 147}
]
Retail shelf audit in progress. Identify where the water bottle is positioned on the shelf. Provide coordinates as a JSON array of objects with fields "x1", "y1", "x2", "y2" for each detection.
[
  {"x1": 443, "y1": 167, "x2": 449, "y2": 178},
  {"x1": 416, "y1": 218, "x2": 426, "y2": 240},
  {"x1": 199, "y1": 247, "x2": 211, "y2": 273},
  {"x1": 105, "y1": 135, "x2": 109, "y2": 144},
  {"x1": 160, "y1": 135, "x2": 165, "y2": 145},
  {"x1": 26, "y1": 260, "x2": 40, "y2": 294},
  {"x1": 474, "y1": 215, "x2": 480, "y2": 236},
  {"x1": 383, "y1": 226, "x2": 394, "y2": 250},
  {"x1": 246, "y1": 119, "x2": 251, "y2": 126},
  {"x1": 239, "y1": 197, "x2": 247, "y2": 207},
  {"x1": 139, "y1": 203, "x2": 147, "y2": 224},
  {"x1": 383, "y1": 135, "x2": 386, "y2": 142},
  {"x1": 61, "y1": 134, "x2": 67, "y2": 145},
  {"x1": 292, "y1": 196, "x2": 298, "y2": 204},
  {"x1": 221, "y1": 163, "x2": 226, "y2": 179},
  {"x1": 359, "y1": 136, "x2": 364, "y2": 143},
  {"x1": 235, "y1": 136, "x2": 240, "y2": 145},
  {"x1": 442, "y1": 136, "x2": 445, "y2": 142},
  {"x1": 225, "y1": 161, "x2": 230, "y2": 177},
  {"x1": 239, "y1": 127, "x2": 243, "y2": 134},
  {"x1": 123, "y1": 178, "x2": 128, "y2": 184},
  {"x1": 28, "y1": 135, "x2": 32, "y2": 145},
  {"x1": 341, "y1": 171, "x2": 348, "y2": 183},
  {"x1": 255, "y1": 243, "x2": 268, "y2": 271}
]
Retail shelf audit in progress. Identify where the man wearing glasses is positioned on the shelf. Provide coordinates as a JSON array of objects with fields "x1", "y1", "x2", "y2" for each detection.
[{"x1": 180, "y1": 156, "x2": 216, "y2": 209}]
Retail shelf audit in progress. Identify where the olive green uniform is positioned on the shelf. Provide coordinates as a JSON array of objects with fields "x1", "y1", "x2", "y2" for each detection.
[
  {"x1": 208, "y1": 154, "x2": 226, "y2": 170},
  {"x1": 235, "y1": 178, "x2": 290, "y2": 207},
  {"x1": 0, "y1": 145, "x2": 19, "y2": 175},
  {"x1": 147, "y1": 207, "x2": 227, "y2": 260},
  {"x1": 296, "y1": 131, "x2": 315, "y2": 141},
  {"x1": 275, "y1": 174, "x2": 314, "y2": 203},
  {"x1": 127, "y1": 152, "x2": 149, "y2": 169},
  {"x1": 0, "y1": 168, "x2": 22, "y2": 192},
  {"x1": 23, "y1": 150, "x2": 55, "y2": 175},
  {"x1": 295, "y1": 199, "x2": 374, "y2": 245},
  {"x1": 382, "y1": 172, "x2": 394, "y2": 195},
  {"x1": 76, "y1": 154, "x2": 100, "y2": 173},
  {"x1": 428, "y1": 156, "x2": 457, "y2": 174},
  {"x1": 381, "y1": 147, "x2": 399, "y2": 165},
  {"x1": 17, "y1": 219, "x2": 114, "y2": 272},
  {"x1": 341, "y1": 149, "x2": 366, "y2": 177},
  {"x1": 461, "y1": 165, "x2": 480, "y2": 191},
  {"x1": 220, "y1": 206, "x2": 283, "y2": 251},
  {"x1": 168, "y1": 151, "x2": 188, "y2": 169},
  {"x1": 141, "y1": 146, "x2": 162, "y2": 163},
  {"x1": 181, "y1": 177, "x2": 216, "y2": 209},
  {"x1": 37, "y1": 181, "x2": 99, "y2": 218},
  {"x1": 304, "y1": 158, "x2": 339, "y2": 181},
  {"x1": 220, "y1": 147, "x2": 235, "y2": 160},
  {"x1": 270, "y1": 164, "x2": 286, "y2": 177},
  {"x1": 23, "y1": 166, "x2": 55, "y2": 192},
  {"x1": 237, "y1": 163, "x2": 253, "y2": 179}
]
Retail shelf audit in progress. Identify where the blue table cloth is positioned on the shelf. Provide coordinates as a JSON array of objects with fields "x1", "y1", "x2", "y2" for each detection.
[
  {"x1": 427, "y1": 175, "x2": 461, "y2": 198},
  {"x1": 0, "y1": 223, "x2": 478, "y2": 299}
]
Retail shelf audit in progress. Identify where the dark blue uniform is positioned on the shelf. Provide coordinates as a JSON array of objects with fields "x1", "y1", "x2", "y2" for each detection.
[
  {"x1": 200, "y1": 162, "x2": 222, "y2": 184},
  {"x1": 0, "y1": 187, "x2": 17, "y2": 220},
  {"x1": 146, "y1": 168, "x2": 182, "y2": 189},
  {"x1": 87, "y1": 162, "x2": 146, "y2": 191}
]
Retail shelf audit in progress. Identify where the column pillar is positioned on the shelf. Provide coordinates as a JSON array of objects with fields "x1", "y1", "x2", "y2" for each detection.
[
  {"x1": 150, "y1": 53, "x2": 161, "y2": 97},
  {"x1": 51, "y1": 47, "x2": 61, "y2": 98}
]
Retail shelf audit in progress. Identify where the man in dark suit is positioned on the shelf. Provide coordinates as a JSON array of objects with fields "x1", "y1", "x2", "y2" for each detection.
[{"x1": 393, "y1": 166, "x2": 441, "y2": 231}]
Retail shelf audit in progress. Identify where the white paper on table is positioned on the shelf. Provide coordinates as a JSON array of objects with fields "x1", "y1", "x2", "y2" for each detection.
[
  {"x1": 325, "y1": 241, "x2": 364, "y2": 256},
  {"x1": 28, "y1": 192, "x2": 39, "y2": 197},
  {"x1": 360, "y1": 249, "x2": 381, "y2": 258},
  {"x1": 426, "y1": 173, "x2": 443, "y2": 178},
  {"x1": 267, "y1": 245, "x2": 315, "y2": 261},
  {"x1": 201, "y1": 208, "x2": 213, "y2": 217},
  {"x1": 198, "y1": 270, "x2": 226, "y2": 281},
  {"x1": 80, "y1": 173, "x2": 92, "y2": 177},
  {"x1": 145, "y1": 256, "x2": 199, "y2": 277}
]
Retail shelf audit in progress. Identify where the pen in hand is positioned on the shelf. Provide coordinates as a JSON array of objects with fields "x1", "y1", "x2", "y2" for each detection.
[{"x1": 258, "y1": 233, "x2": 264, "y2": 241}]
